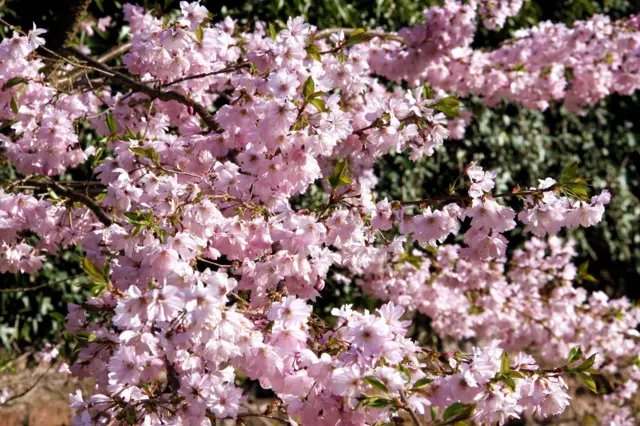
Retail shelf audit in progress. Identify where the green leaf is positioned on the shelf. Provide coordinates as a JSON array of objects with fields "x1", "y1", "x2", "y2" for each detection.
[
  {"x1": 499, "y1": 374, "x2": 516, "y2": 392},
  {"x1": 130, "y1": 146, "x2": 160, "y2": 164},
  {"x1": 363, "y1": 376, "x2": 389, "y2": 393},
  {"x1": 575, "y1": 354, "x2": 597, "y2": 372},
  {"x1": 302, "y1": 76, "x2": 315, "y2": 101},
  {"x1": 49, "y1": 312, "x2": 66, "y2": 323},
  {"x1": 430, "y1": 406, "x2": 438, "y2": 422},
  {"x1": 2, "y1": 77, "x2": 27, "y2": 90},
  {"x1": 76, "y1": 331, "x2": 97, "y2": 343},
  {"x1": 560, "y1": 161, "x2": 579, "y2": 184},
  {"x1": 346, "y1": 28, "x2": 375, "y2": 47},
  {"x1": 500, "y1": 352, "x2": 510, "y2": 375},
  {"x1": 125, "y1": 125, "x2": 138, "y2": 140},
  {"x1": 508, "y1": 371, "x2": 525, "y2": 379},
  {"x1": 328, "y1": 159, "x2": 352, "y2": 189},
  {"x1": 433, "y1": 96, "x2": 461, "y2": 118},
  {"x1": 105, "y1": 114, "x2": 117, "y2": 135},
  {"x1": 540, "y1": 65, "x2": 553, "y2": 77},
  {"x1": 124, "y1": 211, "x2": 145, "y2": 225},
  {"x1": 605, "y1": 52, "x2": 614, "y2": 64},
  {"x1": 10, "y1": 96, "x2": 18, "y2": 114},
  {"x1": 468, "y1": 305, "x2": 485, "y2": 314},
  {"x1": 91, "y1": 281, "x2": 107, "y2": 296},
  {"x1": 567, "y1": 346, "x2": 583, "y2": 365},
  {"x1": 103, "y1": 262, "x2": 111, "y2": 283},
  {"x1": 576, "y1": 371, "x2": 598, "y2": 393},
  {"x1": 0, "y1": 357, "x2": 15, "y2": 374},
  {"x1": 412, "y1": 377, "x2": 433, "y2": 390},
  {"x1": 577, "y1": 262, "x2": 589, "y2": 275},
  {"x1": 309, "y1": 98, "x2": 326, "y2": 112},
  {"x1": 131, "y1": 224, "x2": 143, "y2": 237},
  {"x1": 81, "y1": 257, "x2": 107, "y2": 284},
  {"x1": 399, "y1": 251, "x2": 423, "y2": 269},
  {"x1": 268, "y1": 22, "x2": 277, "y2": 40},
  {"x1": 195, "y1": 26, "x2": 204, "y2": 43},
  {"x1": 442, "y1": 402, "x2": 476, "y2": 422},
  {"x1": 305, "y1": 45, "x2": 321, "y2": 61},
  {"x1": 398, "y1": 364, "x2": 411, "y2": 381},
  {"x1": 422, "y1": 85, "x2": 434, "y2": 100},
  {"x1": 576, "y1": 261, "x2": 598, "y2": 283},
  {"x1": 363, "y1": 397, "x2": 392, "y2": 408},
  {"x1": 91, "y1": 147, "x2": 106, "y2": 168},
  {"x1": 561, "y1": 181, "x2": 589, "y2": 201}
]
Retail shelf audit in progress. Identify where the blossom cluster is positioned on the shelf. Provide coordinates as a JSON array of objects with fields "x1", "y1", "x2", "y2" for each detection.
[
  {"x1": 0, "y1": 1, "x2": 637, "y2": 425},
  {"x1": 0, "y1": 189, "x2": 94, "y2": 273},
  {"x1": 478, "y1": 0, "x2": 524, "y2": 30},
  {"x1": 356, "y1": 236, "x2": 640, "y2": 420},
  {"x1": 0, "y1": 26, "x2": 99, "y2": 175},
  {"x1": 369, "y1": 0, "x2": 640, "y2": 113}
]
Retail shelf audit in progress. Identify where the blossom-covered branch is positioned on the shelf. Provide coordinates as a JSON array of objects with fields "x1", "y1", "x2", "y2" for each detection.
[{"x1": 0, "y1": 1, "x2": 638, "y2": 425}]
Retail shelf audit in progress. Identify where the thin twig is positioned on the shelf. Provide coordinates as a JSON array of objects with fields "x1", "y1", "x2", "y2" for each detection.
[
  {"x1": 58, "y1": 42, "x2": 133, "y2": 86},
  {"x1": 162, "y1": 62, "x2": 252, "y2": 87},
  {"x1": 15, "y1": 180, "x2": 117, "y2": 226},
  {"x1": 310, "y1": 28, "x2": 406, "y2": 44},
  {"x1": 237, "y1": 413, "x2": 290, "y2": 424},
  {"x1": 65, "y1": 47, "x2": 221, "y2": 132},
  {"x1": 399, "y1": 184, "x2": 559, "y2": 206},
  {"x1": 0, "y1": 274, "x2": 80, "y2": 293},
  {"x1": 0, "y1": 365, "x2": 52, "y2": 406},
  {"x1": 399, "y1": 389, "x2": 422, "y2": 426}
]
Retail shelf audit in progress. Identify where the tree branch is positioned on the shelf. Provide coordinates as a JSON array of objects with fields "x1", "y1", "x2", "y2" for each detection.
[
  {"x1": 399, "y1": 390, "x2": 422, "y2": 426},
  {"x1": 162, "y1": 62, "x2": 252, "y2": 87},
  {"x1": 310, "y1": 28, "x2": 406, "y2": 44},
  {"x1": 0, "y1": 366, "x2": 52, "y2": 406},
  {"x1": 57, "y1": 42, "x2": 133, "y2": 87},
  {"x1": 51, "y1": 181, "x2": 116, "y2": 226},
  {"x1": 65, "y1": 47, "x2": 221, "y2": 132},
  {"x1": 0, "y1": 274, "x2": 80, "y2": 293},
  {"x1": 19, "y1": 180, "x2": 117, "y2": 226},
  {"x1": 399, "y1": 184, "x2": 560, "y2": 207}
]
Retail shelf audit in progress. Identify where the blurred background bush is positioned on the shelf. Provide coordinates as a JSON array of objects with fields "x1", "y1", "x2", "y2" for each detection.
[{"x1": 1, "y1": 0, "x2": 638, "y2": 353}]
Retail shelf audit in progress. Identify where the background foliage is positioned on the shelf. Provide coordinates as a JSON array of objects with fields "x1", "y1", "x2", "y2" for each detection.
[{"x1": 1, "y1": 0, "x2": 638, "y2": 352}]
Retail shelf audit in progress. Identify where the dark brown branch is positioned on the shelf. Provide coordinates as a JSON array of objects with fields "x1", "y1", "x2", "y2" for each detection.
[
  {"x1": 0, "y1": 274, "x2": 80, "y2": 293},
  {"x1": 310, "y1": 28, "x2": 406, "y2": 44},
  {"x1": 96, "y1": 42, "x2": 133, "y2": 63},
  {"x1": 0, "y1": 366, "x2": 52, "y2": 406},
  {"x1": 51, "y1": 182, "x2": 116, "y2": 226},
  {"x1": 20, "y1": 180, "x2": 116, "y2": 226},
  {"x1": 65, "y1": 47, "x2": 221, "y2": 132},
  {"x1": 236, "y1": 413, "x2": 290, "y2": 424},
  {"x1": 399, "y1": 184, "x2": 559, "y2": 206},
  {"x1": 162, "y1": 62, "x2": 252, "y2": 87},
  {"x1": 400, "y1": 194, "x2": 472, "y2": 206},
  {"x1": 58, "y1": 42, "x2": 133, "y2": 87}
]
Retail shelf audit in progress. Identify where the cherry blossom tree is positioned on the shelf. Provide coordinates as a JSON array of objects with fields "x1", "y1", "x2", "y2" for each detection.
[{"x1": 1, "y1": 1, "x2": 639, "y2": 425}]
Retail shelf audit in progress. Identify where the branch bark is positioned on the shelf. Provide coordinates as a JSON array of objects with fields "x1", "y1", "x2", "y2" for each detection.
[
  {"x1": 65, "y1": 47, "x2": 221, "y2": 132},
  {"x1": 19, "y1": 180, "x2": 117, "y2": 226},
  {"x1": 57, "y1": 42, "x2": 133, "y2": 87},
  {"x1": 311, "y1": 28, "x2": 406, "y2": 44},
  {"x1": 399, "y1": 390, "x2": 423, "y2": 426}
]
